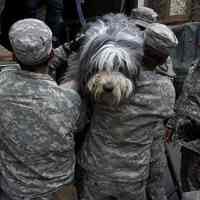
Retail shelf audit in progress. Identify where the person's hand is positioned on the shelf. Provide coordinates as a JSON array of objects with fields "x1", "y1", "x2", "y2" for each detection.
[{"x1": 165, "y1": 127, "x2": 173, "y2": 144}]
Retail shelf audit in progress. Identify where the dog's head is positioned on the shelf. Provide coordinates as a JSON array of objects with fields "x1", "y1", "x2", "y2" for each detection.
[
  {"x1": 87, "y1": 71, "x2": 133, "y2": 106},
  {"x1": 74, "y1": 14, "x2": 143, "y2": 106}
]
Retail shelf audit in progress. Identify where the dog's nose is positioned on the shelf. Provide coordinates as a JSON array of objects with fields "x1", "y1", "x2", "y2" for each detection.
[{"x1": 103, "y1": 82, "x2": 114, "y2": 92}]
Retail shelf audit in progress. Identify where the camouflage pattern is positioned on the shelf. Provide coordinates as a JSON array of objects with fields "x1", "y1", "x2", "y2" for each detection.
[
  {"x1": 130, "y1": 7, "x2": 158, "y2": 28},
  {"x1": 169, "y1": 60, "x2": 200, "y2": 154},
  {"x1": 167, "y1": 60, "x2": 200, "y2": 192},
  {"x1": 0, "y1": 66, "x2": 81, "y2": 200},
  {"x1": 144, "y1": 23, "x2": 178, "y2": 55},
  {"x1": 129, "y1": 15, "x2": 176, "y2": 79},
  {"x1": 80, "y1": 174, "x2": 147, "y2": 200},
  {"x1": 147, "y1": 47, "x2": 176, "y2": 200},
  {"x1": 49, "y1": 16, "x2": 177, "y2": 200},
  {"x1": 131, "y1": 13, "x2": 176, "y2": 200},
  {"x1": 146, "y1": 106, "x2": 170, "y2": 200},
  {"x1": 78, "y1": 68, "x2": 175, "y2": 199},
  {"x1": 9, "y1": 19, "x2": 52, "y2": 66}
]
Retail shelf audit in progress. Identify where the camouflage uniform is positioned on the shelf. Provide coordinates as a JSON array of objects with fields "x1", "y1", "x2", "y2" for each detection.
[
  {"x1": 147, "y1": 60, "x2": 176, "y2": 200},
  {"x1": 0, "y1": 19, "x2": 81, "y2": 200},
  {"x1": 77, "y1": 66, "x2": 175, "y2": 200},
  {"x1": 130, "y1": 9, "x2": 177, "y2": 200},
  {"x1": 0, "y1": 67, "x2": 81, "y2": 200},
  {"x1": 77, "y1": 24, "x2": 177, "y2": 200},
  {"x1": 167, "y1": 60, "x2": 200, "y2": 192},
  {"x1": 147, "y1": 54, "x2": 176, "y2": 200}
]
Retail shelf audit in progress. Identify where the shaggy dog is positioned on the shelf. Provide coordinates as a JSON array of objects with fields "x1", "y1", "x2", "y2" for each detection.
[
  {"x1": 64, "y1": 13, "x2": 147, "y2": 200},
  {"x1": 61, "y1": 14, "x2": 178, "y2": 200},
  {"x1": 66, "y1": 14, "x2": 142, "y2": 105}
]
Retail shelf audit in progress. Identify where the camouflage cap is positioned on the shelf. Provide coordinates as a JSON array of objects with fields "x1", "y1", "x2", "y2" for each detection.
[
  {"x1": 144, "y1": 23, "x2": 178, "y2": 55},
  {"x1": 9, "y1": 18, "x2": 52, "y2": 66},
  {"x1": 131, "y1": 7, "x2": 158, "y2": 28}
]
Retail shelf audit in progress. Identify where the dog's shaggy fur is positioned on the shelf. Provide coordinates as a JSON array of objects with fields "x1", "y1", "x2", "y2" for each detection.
[
  {"x1": 63, "y1": 13, "x2": 146, "y2": 199},
  {"x1": 65, "y1": 13, "x2": 143, "y2": 106}
]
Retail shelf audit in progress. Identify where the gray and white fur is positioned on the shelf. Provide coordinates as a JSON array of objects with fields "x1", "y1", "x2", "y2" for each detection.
[
  {"x1": 66, "y1": 14, "x2": 153, "y2": 200},
  {"x1": 65, "y1": 13, "x2": 143, "y2": 106}
]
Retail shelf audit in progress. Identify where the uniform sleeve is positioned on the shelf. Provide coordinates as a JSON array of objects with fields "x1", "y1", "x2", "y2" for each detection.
[
  {"x1": 166, "y1": 65, "x2": 195, "y2": 129},
  {"x1": 60, "y1": 88, "x2": 87, "y2": 134},
  {"x1": 159, "y1": 78, "x2": 176, "y2": 119}
]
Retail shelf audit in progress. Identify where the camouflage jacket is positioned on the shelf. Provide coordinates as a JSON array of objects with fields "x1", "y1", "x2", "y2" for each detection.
[
  {"x1": 167, "y1": 60, "x2": 200, "y2": 154},
  {"x1": 0, "y1": 66, "x2": 81, "y2": 200},
  {"x1": 78, "y1": 68, "x2": 175, "y2": 183}
]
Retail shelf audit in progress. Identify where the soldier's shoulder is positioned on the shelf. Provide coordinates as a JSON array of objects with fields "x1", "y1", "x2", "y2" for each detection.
[
  {"x1": 156, "y1": 74, "x2": 175, "y2": 95},
  {"x1": 55, "y1": 87, "x2": 81, "y2": 108}
]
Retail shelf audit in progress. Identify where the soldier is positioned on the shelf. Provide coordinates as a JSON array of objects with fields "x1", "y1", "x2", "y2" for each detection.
[
  {"x1": 75, "y1": 22, "x2": 177, "y2": 200},
  {"x1": 0, "y1": 18, "x2": 81, "y2": 200},
  {"x1": 130, "y1": 6, "x2": 176, "y2": 80},
  {"x1": 131, "y1": 7, "x2": 176, "y2": 200},
  {"x1": 141, "y1": 23, "x2": 178, "y2": 200},
  {"x1": 165, "y1": 59, "x2": 200, "y2": 197}
]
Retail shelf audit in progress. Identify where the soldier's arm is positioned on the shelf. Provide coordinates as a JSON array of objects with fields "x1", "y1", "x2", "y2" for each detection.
[
  {"x1": 165, "y1": 65, "x2": 196, "y2": 142},
  {"x1": 50, "y1": 34, "x2": 84, "y2": 71}
]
